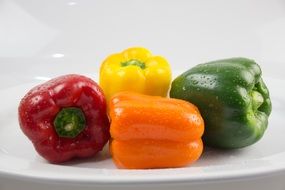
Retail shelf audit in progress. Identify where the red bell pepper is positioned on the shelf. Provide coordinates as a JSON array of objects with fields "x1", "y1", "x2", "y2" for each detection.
[{"x1": 18, "y1": 74, "x2": 110, "y2": 163}]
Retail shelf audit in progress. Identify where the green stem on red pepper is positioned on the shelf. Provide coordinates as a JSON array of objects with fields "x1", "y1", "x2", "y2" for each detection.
[{"x1": 54, "y1": 107, "x2": 86, "y2": 138}]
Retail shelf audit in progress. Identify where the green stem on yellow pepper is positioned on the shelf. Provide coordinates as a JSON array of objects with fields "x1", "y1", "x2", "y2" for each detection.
[{"x1": 121, "y1": 59, "x2": 146, "y2": 69}]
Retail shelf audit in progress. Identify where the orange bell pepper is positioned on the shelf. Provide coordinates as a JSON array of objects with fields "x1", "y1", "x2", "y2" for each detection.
[{"x1": 109, "y1": 92, "x2": 204, "y2": 169}]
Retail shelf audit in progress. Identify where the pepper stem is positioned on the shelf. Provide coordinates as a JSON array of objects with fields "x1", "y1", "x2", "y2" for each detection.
[
  {"x1": 53, "y1": 107, "x2": 86, "y2": 138},
  {"x1": 121, "y1": 59, "x2": 146, "y2": 69},
  {"x1": 251, "y1": 90, "x2": 264, "y2": 111}
]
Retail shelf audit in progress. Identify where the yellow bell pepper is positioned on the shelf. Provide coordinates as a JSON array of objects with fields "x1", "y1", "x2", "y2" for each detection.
[{"x1": 99, "y1": 47, "x2": 172, "y2": 101}]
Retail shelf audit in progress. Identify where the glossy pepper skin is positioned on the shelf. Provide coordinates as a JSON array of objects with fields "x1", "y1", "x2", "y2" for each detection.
[
  {"x1": 18, "y1": 74, "x2": 110, "y2": 163},
  {"x1": 99, "y1": 47, "x2": 171, "y2": 102},
  {"x1": 170, "y1": 58, "x2": 272, "y2": 149},
  {"x1": 109, "y1": 92, "x2": 204, "y2": 169}
]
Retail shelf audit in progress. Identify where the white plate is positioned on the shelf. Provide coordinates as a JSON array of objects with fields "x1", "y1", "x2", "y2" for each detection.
[{"x1": 0, "y1": 75, "x2": 285, "y2": 190}]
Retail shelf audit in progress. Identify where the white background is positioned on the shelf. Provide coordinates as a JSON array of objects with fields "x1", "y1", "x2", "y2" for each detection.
[{"x1": 1, "y1": 0, "x2": 285, "y2": 88}]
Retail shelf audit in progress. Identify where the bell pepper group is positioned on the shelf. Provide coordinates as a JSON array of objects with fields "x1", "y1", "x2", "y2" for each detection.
[
  {"x1": 99, "y1": 47, "x2": 172, "y2": 102},
  {"x1": 18, "y1": 74, "x2": 110, "y2": 163},
  {"x1": 18, "y1": 46, "x2": 272, "y2": 169},
  {"x1": 109, "y1": 92, "x2": 204, "y2": 169}
]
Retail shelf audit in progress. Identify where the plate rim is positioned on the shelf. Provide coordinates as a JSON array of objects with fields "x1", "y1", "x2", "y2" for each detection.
[{"x1": 0, "y1": 156, "x2": 285, "y2": 185}]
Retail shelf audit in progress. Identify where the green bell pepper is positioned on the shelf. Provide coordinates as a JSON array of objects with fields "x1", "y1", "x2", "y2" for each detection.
[{"x1": 170, "y1": 58, "x2": 272, "y2": 149}]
